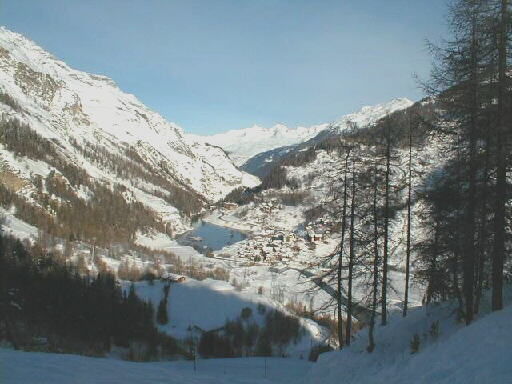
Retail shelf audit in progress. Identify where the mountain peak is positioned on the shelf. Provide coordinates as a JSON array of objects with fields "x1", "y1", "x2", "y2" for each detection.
[
  {"x1": 334, "y1": 97, "x2": 414, "y2": 130},
  {"x1": 190, "y1": 98, "x2": 414, "y2": 166}
]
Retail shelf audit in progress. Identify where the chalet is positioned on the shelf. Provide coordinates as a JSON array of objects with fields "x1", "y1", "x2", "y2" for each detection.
[
  {"x1": 223, "y1": 202, "x2": 238, "y2": 210},
  {"x1": 308, "y1": 229, "x2": 326, "y2": 244},
  {"x1": 162, "y1": 273, "x2": 186, "y2": 283}
]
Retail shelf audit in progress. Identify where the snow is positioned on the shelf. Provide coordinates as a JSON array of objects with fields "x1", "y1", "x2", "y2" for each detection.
[
  {"x1": 135, "y1": 231, "x2": 176, "y2": 251},
  {"x1": 3, "y1": 296, "x2": 512, "y2": 383},
  {"x1": 0, "y1": 25, "x2": 258, "y2": 209},
  {"x1": 0, "y1": 207, "x2": 38, "y2": 241},
  {"x1": 189, "y1": 98, "x2": 414, "y2": 167},
  {"x1": 309, "y1": 297, "x2": 512, "y2": 384},
  {"x1": 0, "y1": 349, "x2": 312, "y2": 384},
  {"x1": 126, "y1": 279, "x2": 328, "y2": 355},
  {"x1": 188, "y1": 123, "x2": 330, "y2": 166},
  {"x1": 2, "y1": 25, "x2": 507, "y2": 384}
]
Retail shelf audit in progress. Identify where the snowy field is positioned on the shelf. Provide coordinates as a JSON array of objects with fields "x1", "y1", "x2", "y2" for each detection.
[
  {"x1": 0, "y1": 207, "x2": 38, "y2": 242},
  {"x1": 0, "y1": 351, "x2": 312, "y2": 384},
  {"x1": 126, "y1": 279, "x2": 328, "y2": 352}
]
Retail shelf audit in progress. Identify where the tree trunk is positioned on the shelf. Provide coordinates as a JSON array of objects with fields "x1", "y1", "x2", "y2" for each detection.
[
  {"x1": 492, "y1": 0, "x2": 508, "y2": 312},
  {"x1": 368, "y1": 163, "x2": 380, "y2": 352},
  {"x1": 382, "y1": 122, "x2": 391, "y2": 326},
  {"x1": 475, "y1": 130, "x2": 491, "y2": 314},
  {"x1": 463, "y1": 17, "x2": 479, "y2": 325},
  {"x1": 403, "y1": 115, "x2": 413, "y2": 317},
  {"x1": 337, "y1": 151, "x2": 350, "y2": 349},
  {"x1": 345, "y1": 162, "x2": 356, "y2": 346}
]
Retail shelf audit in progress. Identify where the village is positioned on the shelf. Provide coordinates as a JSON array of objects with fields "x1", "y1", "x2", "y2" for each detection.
[{"x1": 217, "y1": 198, "x2": 337, "y2": 266}]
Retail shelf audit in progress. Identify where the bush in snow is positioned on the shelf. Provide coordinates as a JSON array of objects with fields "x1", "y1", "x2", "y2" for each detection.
[{"x1": 429, "y1": 321, "x2": 440, "y2": 340}]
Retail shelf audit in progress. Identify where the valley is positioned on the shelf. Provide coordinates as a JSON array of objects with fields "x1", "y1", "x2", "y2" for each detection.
[
  {"x1": 0, "y1": 25, "x2": 441, "y2": 357},
  {"x1": 1, "y1": 0, "x2": 512, "y2": 381}
]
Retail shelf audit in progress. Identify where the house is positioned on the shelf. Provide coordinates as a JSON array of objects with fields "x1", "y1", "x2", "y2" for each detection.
[
  {"x1": 223, "y1": 202, "x2": 238, "y2": 210},
  {"x1": 308, "y1": 229, "x2": 325, "y2": 244},
  {"x1": 162, "y1": 273, "x2": 186, "y2": 283},
  {"x1": 271, "y1": 232, "x2": 284, "y2": 243},
  {"x1": 285, "y1": 233, "x2": 297, "y2": 243},
  {"x1": 312, "y1": 232, "x2": 324, "y2": 243},
  {"x1": 264, "y1": 245, "x2": 275, "y2": 254}
]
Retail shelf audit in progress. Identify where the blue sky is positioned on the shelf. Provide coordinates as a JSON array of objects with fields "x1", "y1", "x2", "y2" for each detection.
[{"x1": 1, "y1": 0, "x2": 447, "y2": 135}]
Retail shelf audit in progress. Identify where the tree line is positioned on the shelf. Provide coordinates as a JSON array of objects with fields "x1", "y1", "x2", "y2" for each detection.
[{"x1": 0, "y1": 232, "x2": 184, "y2": 360}]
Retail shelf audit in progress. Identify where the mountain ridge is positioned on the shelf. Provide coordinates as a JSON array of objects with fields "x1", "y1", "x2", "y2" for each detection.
[
  {"x1": 188, "y1": 98, "x2": 414, "y2": 168},
  {"x1": 0, "y1": 26, "x2": 259, "y2": 203},
  {"x1": 0, "y1": 26, "x2": 258, "y2": 240}
]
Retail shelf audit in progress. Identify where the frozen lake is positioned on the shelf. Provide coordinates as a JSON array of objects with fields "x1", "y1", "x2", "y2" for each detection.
[{"x1": 177, "y1": 221, "x2": 246, "y2": 253}]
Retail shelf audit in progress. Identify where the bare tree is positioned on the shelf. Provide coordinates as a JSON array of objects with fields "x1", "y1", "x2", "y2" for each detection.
[
  {"x1": 336, "y1": 149, "x2": 351, "y2": 349},
  {"x1": 345, "y1": 160, "x2": 356, "y2": 346},
  {"x1": 403, "y1": 114, "x2": 413, "y2": 317}
]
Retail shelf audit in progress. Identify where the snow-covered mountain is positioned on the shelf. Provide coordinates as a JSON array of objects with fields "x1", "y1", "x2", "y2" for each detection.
[
  {"x1": 0, "y1": 26, "x2": 258, "y2": 200},
  {"x1": 0, "y1": 26, "x2": 258, "y2": 236},
  {"x1": 189, "y1": 98, "x2": 414, "y2": 167},
  {"x1": 188, "y1": 123, "x2": 330, "y2": 167}
]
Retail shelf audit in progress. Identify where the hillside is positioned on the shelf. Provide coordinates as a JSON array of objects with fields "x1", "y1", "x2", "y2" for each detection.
[
  {"x1": 0, "y1": 26, "x2": 258, "y2": 242},
  {"x1": 124, "y1": 278, "x2": 327, "y2": 355},
  {"x1": 3, "y1": 294, "x2": 511, "y2": 383},
  {"x1": 309, "y1": 291, "x2": 512, "y2": 384}
]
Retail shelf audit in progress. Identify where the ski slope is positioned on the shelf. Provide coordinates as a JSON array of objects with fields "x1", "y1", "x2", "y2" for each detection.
[
  {"x1": 0, "y1": 350, "x2": 312, "y2": 384},
  {"x1": 2, "y1": 296, "x2": 512, "y2": 383}
]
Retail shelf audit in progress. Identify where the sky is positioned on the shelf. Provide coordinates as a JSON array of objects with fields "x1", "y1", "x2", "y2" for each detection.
[{"x1": 0, "y1": 0, "x2": 447, "y2": 135}]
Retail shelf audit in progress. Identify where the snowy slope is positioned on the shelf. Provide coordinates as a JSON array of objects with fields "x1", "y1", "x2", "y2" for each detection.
[
  {"x1": 309, "y1": 294, "x2": 512, "y2": 384},
  {"x1": 2, "y1": 296, "x2": 512, "y2": 383},
  {"x1": 0, "y1": 349, "x2": 312, "y2": 384},
  {"x1": 0, "y1": 207, "x2": 38, "y2": 241},
  {"x1": 189, "y1": 98, "x2": 413, "y2": 167},
  {"x1": 0, "y1": 26, "x2": 258, "y2": 204},
  {"x1": 127, "y1": 279, "x2": 328, "y2": 356}
]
